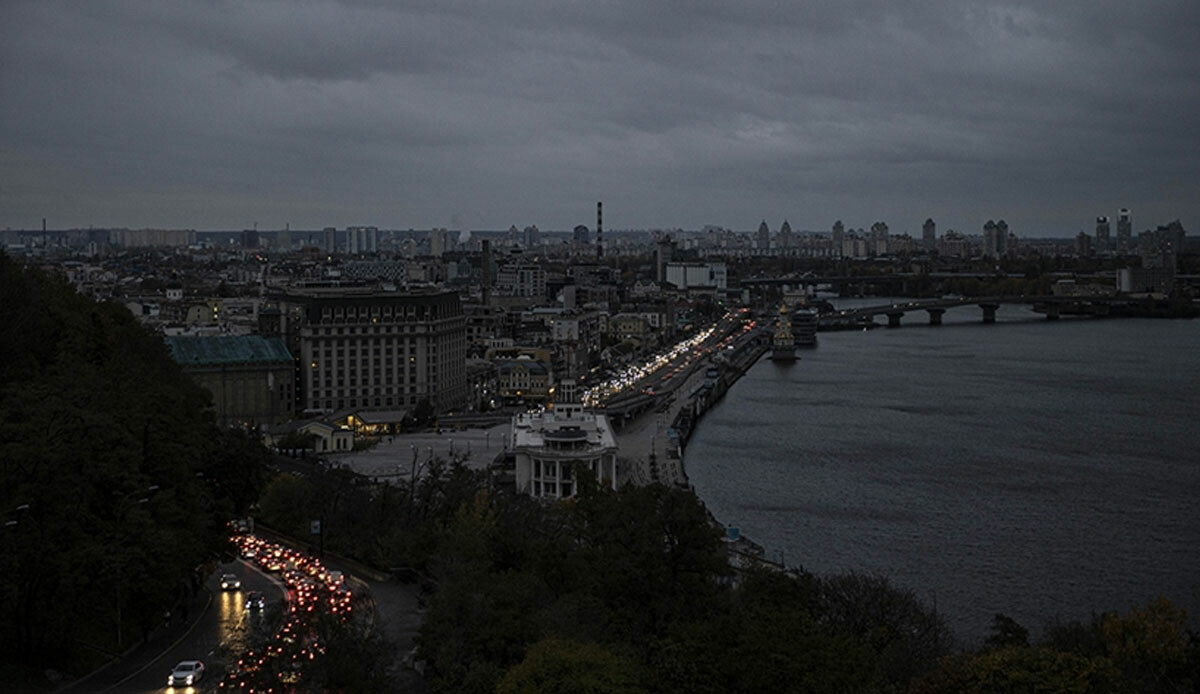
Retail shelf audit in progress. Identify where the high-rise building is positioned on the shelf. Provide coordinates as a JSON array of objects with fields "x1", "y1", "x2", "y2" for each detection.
[
  {"x1": 983, "y1": 220, "x2": 1008, "y2": 259},
  {"x1": 831, "y1": 221, "x2": 845, "y2": 258},
  {"x1": 573, "y1": 225, "x2": 589, "y2": 245},
  {"x1": 596, "y1": 202, "x2": 603, "y2": 259},
  {"x1": 922, "y1": 218, "x2": 936, "y2": 251},
  {"x1": 1076, "y1": 230, "x2": 1093, "y2": 257},
  {"x1": 323, "y1": 227, "x2": 337, "y2": 253},
  {"x1": 272, "y1": 286, "x2": 467, "y2": 414},
  {"x1": 756, "y1": 221, "x2": 770, "y2": 252},
  {"x1": 869, "y1": 222, "x2": 889, "y2": 256},
  {"x1": 522, "y1": 225, "x2": 541, "y2": 249},
  {"x1": 655, "y1": 239, "x2": 674, "y2": 283},
  {"x1": 1139, "y1": 220, "x2": 1186, "y2": 270},
  {"x1": 277, "y1": 224, "x2": 291, "y2": 253},
  {"x1": 779, "y1": 220, "x2": 793, "y2": 249},
  {"x1": 429, "y1": 228, "x2": 452, "y2": 257},
  {"x1": 1117, "y1": 208, "x2": 1132, "y2": 254},
  {"x1": 346, "y1": 226, "x2": 379, "y2": 255},
  {"x1": 1095, "y1": 216, "x2": 1111, "y2": 255}
]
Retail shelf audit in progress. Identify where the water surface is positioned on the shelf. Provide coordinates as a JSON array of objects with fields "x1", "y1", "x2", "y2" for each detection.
[{"x1": 686, "y1": 305, "x2": 1200, "y2": 643}]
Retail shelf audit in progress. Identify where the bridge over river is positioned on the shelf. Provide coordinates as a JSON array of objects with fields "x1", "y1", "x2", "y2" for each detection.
[{"x1": 823, "y1": 295, "x2": 1137, "y2": 328}]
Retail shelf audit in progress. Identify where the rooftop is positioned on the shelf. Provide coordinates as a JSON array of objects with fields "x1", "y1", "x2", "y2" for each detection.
[
  {"x1": 166, "y1": 335, "x2": 292, "y2": 366},
  {"x1": 512, "y1": 408, "x2": 617, "y2": 452}
]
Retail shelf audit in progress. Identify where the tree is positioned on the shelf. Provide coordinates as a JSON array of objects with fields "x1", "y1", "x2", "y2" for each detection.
[
  {"x1": 985, "y1": 612, "x2": 1031, "y2": 650},
  {"x1": 566, "y1": 482, "x2": 729, "y2": 646},
  {"x1": 497, "y1": 637, "x2": 644, "y2": 694},
  {"x1": 0, "y1": 255, "x2": 231, "y2": 684},
  {"x1": 1100, "y1": 597, "x2": 1198, "y2": 692},
  {"x1": 911, "y1": 647, "x2": 1123, "y2": 694},
  {"x1": 819, "y1": 571, "x2": 953, "y2": 687}
]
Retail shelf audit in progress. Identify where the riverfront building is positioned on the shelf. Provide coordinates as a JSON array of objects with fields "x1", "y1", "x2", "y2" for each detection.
[
  {"x1": 511, "y1": 382, "x2": 618, "y2": 499},
  {"x1": 266, "y1": 286, "x2": 467, "y2": 415}
]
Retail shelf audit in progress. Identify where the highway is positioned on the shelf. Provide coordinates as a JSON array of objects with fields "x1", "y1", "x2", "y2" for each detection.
[
  {"x1": 609, "y1": 310, "x2": 762, "y2": 485},
  {"x1": 597, "y1": 309, "x2": 753, "y2": 412},
  {"x1": 107, "y1": 561, "x2": 286, "y2": 694}
]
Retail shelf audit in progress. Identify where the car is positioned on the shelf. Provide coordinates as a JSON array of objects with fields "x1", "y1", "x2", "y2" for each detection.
[
  {"x1": 167, "y1": 660, "x2": 204, "y2": 687},
  {"x1": 219, "y1": 573, "x2": 241, "y2": 591},
  {"x1": 245, "y1": 591, "x2": 266, "y2": 610}
]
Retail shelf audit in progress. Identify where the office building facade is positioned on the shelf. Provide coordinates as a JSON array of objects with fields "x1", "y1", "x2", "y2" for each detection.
[{"x1": 271, "y1": 287, "x2": 466, "y2": 414}]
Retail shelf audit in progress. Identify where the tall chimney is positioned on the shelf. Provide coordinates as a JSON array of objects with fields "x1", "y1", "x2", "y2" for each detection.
[
  {"x1": 596, "y1": 201, "x2": 603, "y2": 259},
  {"x1": 481, "y1": 239, "x2": 492, "y2": 306},
  {"x1": 42, "y1": 218, "x2": 46, "y2": 233}
]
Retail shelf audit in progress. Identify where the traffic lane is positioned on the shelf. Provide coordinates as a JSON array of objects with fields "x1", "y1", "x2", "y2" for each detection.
[{"x1": 114, "y1": 560, "x2": 286, "y2": 694}]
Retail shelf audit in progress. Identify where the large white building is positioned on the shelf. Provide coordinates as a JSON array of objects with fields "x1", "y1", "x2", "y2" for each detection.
[
  {"x1": 664, "y1": 262, "x2": 727, "y2": 290},
  {"x1": 510, "y1": 385, "x2": 618, "y2": 499}
]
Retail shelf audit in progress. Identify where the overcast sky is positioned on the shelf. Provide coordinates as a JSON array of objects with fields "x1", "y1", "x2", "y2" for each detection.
[{"x1": 2, "y1": 1, "x2": 1198, "y2": 236}]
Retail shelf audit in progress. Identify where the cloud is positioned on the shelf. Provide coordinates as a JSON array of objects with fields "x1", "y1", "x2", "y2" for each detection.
[{"x1": 1, "y1": 0, "x2": 1197, "y2": 234}]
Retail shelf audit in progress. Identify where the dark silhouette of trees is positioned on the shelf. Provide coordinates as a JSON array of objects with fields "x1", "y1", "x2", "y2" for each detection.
[{"x1": 0, "y1": 254, "x2": 264, "y2": 685}]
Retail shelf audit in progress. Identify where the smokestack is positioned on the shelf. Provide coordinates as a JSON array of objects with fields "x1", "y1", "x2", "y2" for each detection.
[
  {"x1": 482, "y1": 239, "x2": 492, "y2": 306},
  {"x1": 42, "y1": 218, "x2": 46, "y2": 233},
  {"x1": 596, "y1": 201, "x2": 603, "y2": 259}
]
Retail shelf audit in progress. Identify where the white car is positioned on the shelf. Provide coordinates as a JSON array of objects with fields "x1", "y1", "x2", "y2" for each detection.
[
  {"x1": 167, "y1": 660, "x2": 204, "y2": 687},
  {"x1": 219, "y1": 573, "x2": 241, "y2": 590}
]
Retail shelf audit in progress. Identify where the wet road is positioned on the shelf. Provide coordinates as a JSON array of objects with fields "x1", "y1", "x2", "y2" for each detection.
[{"x1": 112, "y1": 560, "x2": 286, "y2": 694}]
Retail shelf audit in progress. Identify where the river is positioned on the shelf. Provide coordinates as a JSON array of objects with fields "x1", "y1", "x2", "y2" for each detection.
[{"x1": 684, "y1": 301, "x2": 1200, "y2": 644}]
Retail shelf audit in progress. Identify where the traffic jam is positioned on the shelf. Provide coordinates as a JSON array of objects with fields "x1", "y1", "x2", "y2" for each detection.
[{"x1": 214, "y1": 533, "x2": 354, "y2": 692}]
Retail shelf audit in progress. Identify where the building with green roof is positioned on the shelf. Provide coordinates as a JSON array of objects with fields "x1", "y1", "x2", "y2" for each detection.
[{"x1": 166, "y1": 335, "x2": 294, "y2": 427}]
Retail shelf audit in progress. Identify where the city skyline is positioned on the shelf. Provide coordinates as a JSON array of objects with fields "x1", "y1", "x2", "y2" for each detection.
[{"x1": 2, "y1": 2, "x2": 1198, "y2": 236}]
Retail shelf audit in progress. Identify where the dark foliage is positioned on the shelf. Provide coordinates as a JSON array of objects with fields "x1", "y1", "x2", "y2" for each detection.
[{"x1": 0, "y1": 255, "x2": 267, "y2": 685}]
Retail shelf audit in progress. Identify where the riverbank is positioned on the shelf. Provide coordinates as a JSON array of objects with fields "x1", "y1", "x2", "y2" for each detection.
[
  {"x1": 667, "y1": 331, "x2": 769, "y2": 485},
  {"x1": 631, "y1": 327, "x2": 792, "y2": 570}
]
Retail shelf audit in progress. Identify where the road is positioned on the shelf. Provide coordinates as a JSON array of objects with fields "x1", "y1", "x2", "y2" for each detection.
[
  {"x1": 612, "y1": 310, "x2": 758, "y2": 486},
  {"x1": 107, "y1": 561, "x2": 286, "y2": 694}
]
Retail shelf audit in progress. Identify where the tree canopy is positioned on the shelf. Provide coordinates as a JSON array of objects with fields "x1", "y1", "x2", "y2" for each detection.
[{"x1": 0, "y1": 254, "x2": 265, "y2": 685}]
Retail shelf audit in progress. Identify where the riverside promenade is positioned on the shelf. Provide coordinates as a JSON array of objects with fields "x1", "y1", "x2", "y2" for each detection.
[{"x1": 615, "y1": 325, "x2": 769, "y2": 487}]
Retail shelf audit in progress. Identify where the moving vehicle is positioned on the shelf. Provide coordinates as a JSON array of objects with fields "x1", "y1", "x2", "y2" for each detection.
[
  {"x1": 219, "y1": 573, "x2": 241, "y2": 590},
  {"x1": 245, "y1": 591, "x2": 266, "y2": 610},
  {"x1": 167, "y1": 660, "x2": 204, "y2": 687}
]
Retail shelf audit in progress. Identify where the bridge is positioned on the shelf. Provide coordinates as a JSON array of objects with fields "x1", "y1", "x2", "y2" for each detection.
[
  {"x1": 821, "y1": 295, "x2": 1136, "y2": 328},
  {"x1": 739, "y1": 272, "x2": 1016, "y2": 294}
]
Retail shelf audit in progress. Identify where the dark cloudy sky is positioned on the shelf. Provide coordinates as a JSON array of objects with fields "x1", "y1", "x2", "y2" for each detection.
[{"x1": 2, "y1": 1, "x2": 1198, "y2": 236}]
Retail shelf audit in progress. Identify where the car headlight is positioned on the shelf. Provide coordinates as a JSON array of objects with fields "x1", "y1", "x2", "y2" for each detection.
[{"x1": 186, "y1": 675, "x2": 194, "y2": 684}]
